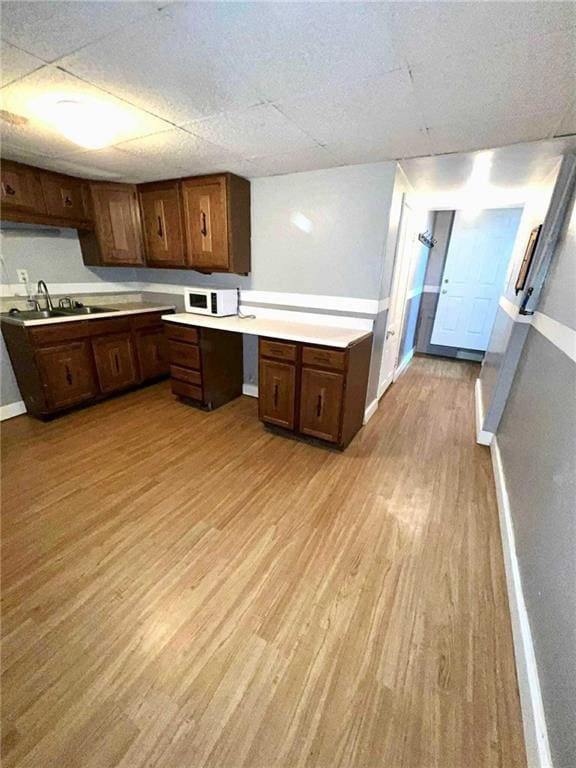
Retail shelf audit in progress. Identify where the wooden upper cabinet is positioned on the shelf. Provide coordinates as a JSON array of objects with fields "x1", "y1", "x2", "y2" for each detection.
[
  {"x1": 82, "y1": 183, "x2": 145, "y2": 267},
  {"x1": 181, "y1": 173, "x2": 250, "y2": 274},
  {"x1": 0, "y1": 160, "x2": 46, "y2": 214},
  {"x1": 41, "y1": 173, "x2": 89, "y2": 222},
  {"x1": 139, "y1": 181, "x2": 186, "y2": 267}
]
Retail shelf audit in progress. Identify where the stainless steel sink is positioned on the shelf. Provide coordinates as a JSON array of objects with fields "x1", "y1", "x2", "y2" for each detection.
[
  {"x1": 58, "y1": 306, "x2": 117, "y2": 315},
  {"x1": 4, "y1": 309, "x2": 69, "y2": 320}
]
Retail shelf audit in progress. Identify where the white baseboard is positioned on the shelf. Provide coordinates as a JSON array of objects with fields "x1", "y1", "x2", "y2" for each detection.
[
  {"x1": 242, "y1": 383, "x2": 258, "y2": 398},
  {"x1": 490, "y1": 438, "x2": 553, "y2": 768},
  {"x1": 393, "y1": 348, "x2": 414, "y2": 381},
  {"x1": 0, "y1": 400, "x2": 27, "y2": 421},
  {"x1": 363, "y1": 398, "x2": 378, "y2": 425},
  {"x1": 475, "y1": 378, "x2": 494, "y2": 446}
]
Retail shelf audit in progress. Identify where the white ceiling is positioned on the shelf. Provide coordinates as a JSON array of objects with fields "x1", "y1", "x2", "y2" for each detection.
[{"x1": 1, "y1": 1, "x2": 575, "y2": 182}]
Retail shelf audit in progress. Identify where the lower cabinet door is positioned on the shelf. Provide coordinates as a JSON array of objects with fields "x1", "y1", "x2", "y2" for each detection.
[
  {"x1": 92, "y1": 333, "x2": 138, "y2": 394},
  {"x1": 299, "y1": 368, "x2": 344, "y2": 443},
  {"x1": 258, "y1": 359, "x2": 296, "y2": 430},
  {"x1": 35, "y1": 341, "x2": 97, "y2": 410},
  {"x1": 135, "y1": 326, "x2": 168, "y2": 381}
]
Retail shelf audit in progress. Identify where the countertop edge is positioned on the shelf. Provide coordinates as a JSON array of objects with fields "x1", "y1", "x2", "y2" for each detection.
[{"x1": 1, "y1": 305, "x2": 176, "y2": 327}]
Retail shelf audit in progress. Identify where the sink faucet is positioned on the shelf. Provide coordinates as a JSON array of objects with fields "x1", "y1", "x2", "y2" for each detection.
[{"x1": 37, "y1": 280, "x2": 53, "y2": 311}]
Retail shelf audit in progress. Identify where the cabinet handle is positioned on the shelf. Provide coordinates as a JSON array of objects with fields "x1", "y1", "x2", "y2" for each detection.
[
  {"x1": 316, "y1": 391, "x2": 324, "y2": 419},
  {"x1": 3, "y1": 184, "x2": 16, "y2": 196},
  {"x1": 114, "y1": 352, "x2": 120, "y2": 374},
  {"x1": 273, "y1": 382, "x2": 279, "y2": 408},
  {"x1": 200, "y1": 211, "x2": 208, "y2": 237},
  {"x1": 64, "y1": 195, "x2": 73, "y2": 207},
  {"x1": 65, "y1": 364, "x2": 73, "y2": 385},
  {"x1": 157, "y1": 215, "x2": 163, "y2": 239}
]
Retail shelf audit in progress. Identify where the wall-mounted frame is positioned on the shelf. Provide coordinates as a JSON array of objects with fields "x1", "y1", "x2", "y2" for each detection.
[{"x1": 515, "y1": 224, "x2": 542, "y2": 295}]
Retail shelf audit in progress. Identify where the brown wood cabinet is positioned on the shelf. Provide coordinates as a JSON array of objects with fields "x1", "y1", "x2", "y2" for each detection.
[
  {"x1": 258, "y1": 334, "x2": 372, "y2": 448},
  {"x1": 164, "y1": 321, "x2": 243, "y2": 410},
  {"x1": 80, "y1": 183, "x2": 145, "y2": 267},
  {"x1": 181, "y1": 174, "x2": 250, "y2": 273},
  {"x1": 35, "y1": 341, "x2": 97, "y2": 410},
  {"x1": 0, "y1": 159, "x2": 251, "y2": 274},
  {"x1": 1, "y1": 160, "x2": 46, "y2": 214},
  {"x1": 1, "y1": 310, "x2": 172, "y2": 418},
  {"x1": 92, "y1": 332, "x2": 138, "y2": 394},
  {"x1": 139, "y1": 181, "x2": 187, "y2": 267},
  {"x1": 40, "y1": 173, "x2": 89, "y2": 222},
  {"x1": 134, "y1": 326, "x2": 168, "y2": 381}
]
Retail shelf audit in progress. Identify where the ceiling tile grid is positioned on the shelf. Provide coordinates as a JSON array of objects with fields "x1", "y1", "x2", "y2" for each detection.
[{"x1": 0, "y1": 1, "x2": 574, "y2": 180}]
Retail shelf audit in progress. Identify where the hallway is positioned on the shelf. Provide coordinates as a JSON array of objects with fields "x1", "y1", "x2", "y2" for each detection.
[{"x1": 1, "y1": 356, "x2": 525, "y2": 768}]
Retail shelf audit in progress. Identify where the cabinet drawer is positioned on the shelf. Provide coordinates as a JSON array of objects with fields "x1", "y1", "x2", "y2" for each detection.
[
  {"x1": 171, "y1": 379, "x2": 202, "y2": 402},
  {"x1": 302, "y1": 346, "x2": 346, "y2": 371},
  {"x1": 164, "y1": 323, "x2": 199, "y2": 344},
  {"x1": 260, "y1": 338, "x2": 298, "y2": 362},
  {"x1": 168, "y1": 340, "x2": 200, "y2": 370},
  {"x1": 170, "y1": 365, "x2": 201, "y2": 386},
  {"x1": 86, "y1": 317, "x2": 132, "y2": 337},
  {"x1": 131, "y1": 312, "x2": 166, "y2": 330},
  {"x1": 29, "y1": 321, "x2": 89, "y2": 345}
]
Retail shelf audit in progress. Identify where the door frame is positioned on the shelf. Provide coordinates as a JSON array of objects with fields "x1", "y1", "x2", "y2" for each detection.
[{"x1": 377, "y1": 195, "x2": 419, "y2": 398}]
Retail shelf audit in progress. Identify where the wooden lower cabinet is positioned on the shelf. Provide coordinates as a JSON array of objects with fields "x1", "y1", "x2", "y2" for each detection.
[
  {"x1": 1, "y1": 310, "x2": 172, "y2": 419},
  {"x1": 299, "y1": 368, "x2": 344, "y2": 443},
  {"x1": 258, "y1": 359, "x2": 296, "y2": 429},
  {"x1": 134, "y1": 326, "x2": 168, "y2": 381},
  {"x1": 35, "y1": 341, "x2": 97, "y2": 410},
  {"x1": 164, "y1": 321, "x2": 243, "y2": 410},
  {"x1": 92, "y1": 333, "x2": 138, "y2": 394},
  {"x1": 258, "y1": 334, "x2": 372, "y2": 448}
]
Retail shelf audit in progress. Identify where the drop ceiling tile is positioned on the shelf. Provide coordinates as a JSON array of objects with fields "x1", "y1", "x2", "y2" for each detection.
[
  {"x1": 192, "y1": 2, "x2": 400, "y2": 102},
  {"x1": 390, "y1": 1, "x2": 576, "y2": 68},
  {"x1": 116, "y1": 128, "x2": 242, "y2": 177},
  {"x1": 276, "y1": 69, "x2": 425, "y2": 147},
  {"x1": 328, "y1": 129, "x2": 433, "y2": 165},
  {"x1": 58, "y1": 4, "x2": 263, "y2": 126},
  {"x1": 0, "y1": 66, "x2": 174, "y2": 156},
  {"x1": 248, "y1": 147, "x2": 342, "y2": 177},
  {"x1": 0, "y1": 42, "x2": 45, "y2": 87},
  {"x1": 555, "y1": 102, "x2": 576, "y2": 137},
  {"x1": 428, "y1": 112, "x2": 564, "y2": 155},
  {"x1": 184, "y1": 104, "x2": 318, "y2": 158},
  {"x1": 411, "y1": 31, "x2": 576, "y2": 129},
  {"x1": 0, "y1": 1, "x2": 156, "y2": 63}
]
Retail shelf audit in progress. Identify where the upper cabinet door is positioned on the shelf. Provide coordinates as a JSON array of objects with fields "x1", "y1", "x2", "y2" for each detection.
[
  {"x1": 139, "y1": 182, "x2": 186, "y2": 267},
  {"x1": 89, "y1": 183, "x2": 144, "y2": 266},
  {"x1": 41, "y1": 173, "x2": 89, "y2": 222},
  {"x1": 0, "y1": 161, "x2": 46, "y2": 213},
  {"x1": 181, "y1": 176, "x2": 229, "y2": 271}
]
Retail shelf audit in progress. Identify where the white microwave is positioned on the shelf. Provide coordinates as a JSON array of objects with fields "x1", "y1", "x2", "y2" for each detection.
[{"x1": 184, "y1": 287, "x2": 238, "y2": 317}]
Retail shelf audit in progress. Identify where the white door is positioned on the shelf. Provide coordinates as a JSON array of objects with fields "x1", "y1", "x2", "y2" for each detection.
[
  {"x1": 431, "y1": 207, "x2": 522, "y2": 350},
  {"x1": 378, "y1": 201, "x2": 416, "y2": 395}
]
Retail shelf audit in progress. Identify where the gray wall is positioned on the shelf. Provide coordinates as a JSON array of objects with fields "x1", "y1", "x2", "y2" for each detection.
[{"x1": 497, "y1": 187, "x2": 576, "y2": 768}]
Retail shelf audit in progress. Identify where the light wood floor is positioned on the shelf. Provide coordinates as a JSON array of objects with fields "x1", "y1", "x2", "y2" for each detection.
[{"x1": 1, "y1": 356, "x2": 526, "y2": 768}]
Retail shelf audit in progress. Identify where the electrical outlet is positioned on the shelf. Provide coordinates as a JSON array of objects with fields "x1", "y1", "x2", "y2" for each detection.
[{"x1": 16, "y1": 269, "x2": 29, "y2": 284}]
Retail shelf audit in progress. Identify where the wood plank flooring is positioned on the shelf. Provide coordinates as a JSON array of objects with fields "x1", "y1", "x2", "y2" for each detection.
[{"x1": 1, "y1": 356, "x2": 526, "y2": 768}]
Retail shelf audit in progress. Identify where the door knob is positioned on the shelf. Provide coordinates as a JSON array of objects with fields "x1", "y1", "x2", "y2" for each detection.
[{"x1": 386, "y1": 329, "x2": 395, "y2": 339}]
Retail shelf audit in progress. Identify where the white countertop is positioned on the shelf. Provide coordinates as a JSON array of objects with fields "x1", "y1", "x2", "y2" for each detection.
[
  {"x1": 1, "y1": 303, "x2": 175, "y2": 327},
  {"x1": 162, "y1": 313, "x2": 371, "y2": 348}
]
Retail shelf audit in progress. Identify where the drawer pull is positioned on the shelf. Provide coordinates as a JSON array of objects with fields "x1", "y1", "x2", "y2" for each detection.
[
  {"x1": 4, "y1": 184, "x2": 16, "y2": 196},
  {"x1": 64, "y1": 195, "x2": 73, "y2": 207}
]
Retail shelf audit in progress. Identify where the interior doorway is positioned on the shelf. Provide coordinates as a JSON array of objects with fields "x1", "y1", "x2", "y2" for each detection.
[
  {"x1": 378, "y1": 198, "x2": 417, "y2": 396},
  {"x1": 430, "y1": 208, "x2": 523, "y2": 351}
]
